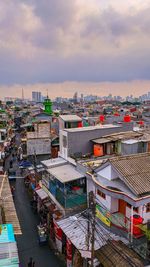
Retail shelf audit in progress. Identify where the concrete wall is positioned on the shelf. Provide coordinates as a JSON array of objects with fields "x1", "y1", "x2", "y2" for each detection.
[
  {"x1": 111, "y1": 197, "x2": 118, "y2": 213},
  {"x1": 27, "y1": 122, "x2": 50, "y2": 139},
  {"x1": 96, "y1": 194, "x2": 111, "y2": 210},
  {"x1": 67, "y1": 123, "x2": 133, "y2": 157},
  {"x1": 97, "y1": 166, "x2": 112, "y2": 180},
  {"x1": 27, "y1": 138, "x2": 51, "y2": 156}
]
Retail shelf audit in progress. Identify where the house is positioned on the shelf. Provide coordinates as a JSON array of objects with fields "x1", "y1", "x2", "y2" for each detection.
[
  {"x1": 41, "y1": 158, "x2": 87, "y2": 215},
  {"x1": 26, "y1": 120, "x2": 51, "y2": 162},
  {"x1": 56, "y1": 212, "x2": 139, "y2": 267},
  {"x1": 59, "y1": 120, "x2": 133, "y2": 160},
  {"x1": 88, "y1": 153, "x2": 150, "y2": 232},
  {"x1": 91, "y1": 131, "x2": 145, "y2": 157}
]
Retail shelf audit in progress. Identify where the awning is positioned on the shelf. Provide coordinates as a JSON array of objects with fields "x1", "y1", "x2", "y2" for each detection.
[
  {"x1": 92, "y1": 138, "x2": 111, "y2": 144},
  {"x1": 35, "y1": 187, "x2": 48, "y2": 200}
]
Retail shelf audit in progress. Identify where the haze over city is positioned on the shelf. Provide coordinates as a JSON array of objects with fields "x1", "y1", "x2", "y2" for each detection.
[{"x1": 1, "y1": 0, "x2": 150, "y2": 98}]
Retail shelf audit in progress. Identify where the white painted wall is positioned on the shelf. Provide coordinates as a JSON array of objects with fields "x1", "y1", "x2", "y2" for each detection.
[
  {"x1": 97, "y1": 165, "x2": 118, "y2": 181},
  {"x1": 97, "y1": 165, "x2": 112, "y2": 180},
  {"x1": 126, "y1": 207, "x2": 131, "y2": 218},
  {"x1": 110, "y1": 197, "x2": 118, "y2": 213},
  {"x1": 111, "y1": 168, "x2": 118, "y2": 179},
  {"x1": 141, "y1": 206, "x2": 150, "y2": 224},
  {"x1": 59, "y1": 130, "x2": 68, "y2": 160},
  {"x1": 96, "y1": 187, "x2": 111, "y2": 210}
]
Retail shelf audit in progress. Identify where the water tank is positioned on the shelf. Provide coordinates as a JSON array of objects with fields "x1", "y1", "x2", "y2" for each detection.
[
  {"x1": 130, "y1": 214, "x2": 143, "y2": 236},
  {"x1": 124, "y1": 115, "x2": 131, "y2": 122},
  {"x1": 100, "y1": 115, "x2": 105, "y2": 122}
]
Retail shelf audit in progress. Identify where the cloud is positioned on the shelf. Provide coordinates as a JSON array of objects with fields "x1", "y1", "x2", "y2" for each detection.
[{"x1": 0, "y1": 0, "x2": 150, "y2": 86}]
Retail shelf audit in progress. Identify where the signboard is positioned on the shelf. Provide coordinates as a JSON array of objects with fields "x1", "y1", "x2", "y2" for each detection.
[
  {"x1": 53, "y1": 219, "x2": 62, "y2": 253},
  {"x1": 66, "y1": 238, "x2": 72, "y2": 267},
  {"x1": 96, "y1": 205, "x2": 111, "y2": 227},
  {"x1": 0, "y1": 224, "x2": 15, "y2": 243}
]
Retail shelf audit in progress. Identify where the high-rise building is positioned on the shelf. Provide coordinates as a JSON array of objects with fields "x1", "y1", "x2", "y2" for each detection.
[
  {"x1": 32, "y1": 91, "x2": 42, "y2": 102},
  {"x1": 73, "y1": 92, "x2": 78, "y2": 103}
]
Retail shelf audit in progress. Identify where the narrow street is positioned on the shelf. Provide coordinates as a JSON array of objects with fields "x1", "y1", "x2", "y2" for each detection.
[
  {"x1": 5, "y1": 133, "x2": 64, "y2": 267},
  {"x1": 14, "y1": 178, "x2": 64, "y2": 267}
]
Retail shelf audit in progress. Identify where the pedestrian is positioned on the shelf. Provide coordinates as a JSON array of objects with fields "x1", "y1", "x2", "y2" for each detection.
[
  {"x1": 28, "y1": 257, "x2": 33, "y2": 267},
  {"x1": 32, "y1": 261, "x2": 35, "y2": 267},
  {"x1": 11, "y1": 185, "x2": 15, "y2": 198}
]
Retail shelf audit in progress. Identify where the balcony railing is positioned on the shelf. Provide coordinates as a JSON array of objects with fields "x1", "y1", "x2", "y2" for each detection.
[
  {"x1": 56, "y1": 188, "x2": 87, "y2": 208},
  {"x1": 49, "y1": 181, "x2": 87, "y2": 208}
]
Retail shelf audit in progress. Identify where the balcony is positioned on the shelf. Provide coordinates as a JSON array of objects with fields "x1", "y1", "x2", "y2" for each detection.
[
  {"x1": 49, "y1": 180, "x2": 87, "y2": 209},
  {"x1": 56, "y1": 188, "x2": 87, "y2": 208}
]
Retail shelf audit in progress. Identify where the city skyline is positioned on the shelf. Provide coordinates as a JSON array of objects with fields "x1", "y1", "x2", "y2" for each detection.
[
  {"x1": 1, "y1": 80, "x2": 150, "y2": 100},
  {"x1": 0, "y1": 0, "x2": 150, "y2": 96}
]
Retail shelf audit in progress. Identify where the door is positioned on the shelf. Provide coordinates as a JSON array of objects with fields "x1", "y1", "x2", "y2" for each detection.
[{"x1": 119, "y1": 199, "x2": 126, "y2": 215}]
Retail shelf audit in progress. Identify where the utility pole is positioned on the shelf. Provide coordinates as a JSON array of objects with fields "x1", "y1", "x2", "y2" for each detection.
[{"x1": 89, "y1": 191, "x2": 96, "y2": 267}]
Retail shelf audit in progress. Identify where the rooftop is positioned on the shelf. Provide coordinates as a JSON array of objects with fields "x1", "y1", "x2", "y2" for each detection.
[
  {"x1": 96, "y1": 240, "x2": 144, "y2": 267},
  {"x1": 57, "y1": 212, "x2": 128, "y2": 251},
  {"x1": 47, "y1": 163, "x2": 84, "y2": 183},
  {"x1": 65, "y1": 124, "x2": 120, "y2": 133},
  {"x1": 41, "y1": 157, "x2": 67, "y2": 169},
  {"x1": 59, "y1": 115, "x2": 82, "y2": 122},
  {"x1": 109, "y1": 153, "x2": 150, "y2": 196},
  {"x1": 92, "y1": 131, "x2": 143, "y2": 144},
  {"x1": 0, "y1": 175, "x2": 21, "y2": 235}
]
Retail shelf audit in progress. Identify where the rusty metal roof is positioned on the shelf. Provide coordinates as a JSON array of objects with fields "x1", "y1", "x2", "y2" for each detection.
[
  {"x1": 92, "y1": 131, "x2": 143, "y2": 144},
  {"x1": 0, "y1": 175, "x2": 21, "y2": 235},
  {"x1": 96, "y1": 241, "x2": 144, "y2": 267},
  {"x1": 109, "y1": 153, "x2": 150, "y2": 196}
]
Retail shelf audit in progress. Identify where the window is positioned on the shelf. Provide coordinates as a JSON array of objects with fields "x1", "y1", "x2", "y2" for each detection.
[
  {"x1": 126, "y1": 204, "x2": 138, "y2": 213},
  {"x1": 146, "y1": 203, "x2": 150, "y2": 213},
  {"x1": 127, "y1": 203, "x2": 131, "y2": 209},
  {"x1": 133, "y1": 207, "x2": 138, "y2": 213},
  {"x1": 97, "y1": 189, "x2": 106, "y2": 199}
]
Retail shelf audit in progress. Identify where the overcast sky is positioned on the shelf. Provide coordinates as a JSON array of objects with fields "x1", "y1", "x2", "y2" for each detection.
[{"x1": 0, "y1": 0, "x2": 150, "y2": 98}]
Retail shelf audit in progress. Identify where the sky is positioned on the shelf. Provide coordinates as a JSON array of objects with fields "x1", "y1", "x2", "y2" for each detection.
[{"x1": 1, "y1": 0, "x2": 150, "y2": 99}]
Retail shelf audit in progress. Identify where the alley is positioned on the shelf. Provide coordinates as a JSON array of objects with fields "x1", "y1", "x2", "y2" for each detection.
[
  {"x1": 14, "y1": 177, "x2": 64, "y2": 267},
  {"x1": 5, "y1": 133, "x2": 64, "y2": 267}
]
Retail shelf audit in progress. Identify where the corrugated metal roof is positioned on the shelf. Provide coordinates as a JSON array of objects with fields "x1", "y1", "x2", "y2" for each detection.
[
  {"x1": 0, "y1": 242, "x2": 19, "y2": 265},
  {"x1": 57, "y1": 213, "x2": 128, "y2": 252},
  {"x1": 96, "y1": 241, "x2": 144, "y2": 267},
  {"x1": 92, "y1": 138, "x2": 111, "y2": 144},
  {"x1": 47, "y1": 164, "x2": 84, "y2": 183},
  {"x1": 109, "y1": 153, "x2": 150, "y2": 196},
  {"x1": 92, "y1": 131, "x2": 143, "y2": 144},
  {"x1": 35, "y1": 187, "x2": 48, "y2": 200},
  {"x1": 0, "y1": 175, "x2": 22, "y2": 235}
]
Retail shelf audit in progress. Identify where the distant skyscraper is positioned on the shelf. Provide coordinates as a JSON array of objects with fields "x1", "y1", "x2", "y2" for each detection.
[
  {"x1": 73, "y1": 92, "x2": 78, "y2": 103},
  {"x1": 32, "y1": 91, "x2": 42, "y2": 102}
]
